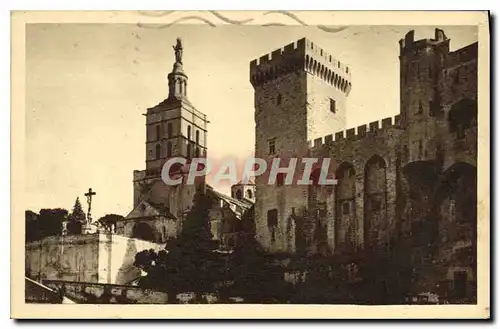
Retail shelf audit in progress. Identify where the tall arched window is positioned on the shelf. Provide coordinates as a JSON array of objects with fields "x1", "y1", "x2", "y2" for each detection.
[
  {"x1": 187, "y1": 126, "x2": 191, "y2": 141},
  {"x1": 195, "y1": 147, "x2": 200, "y2": 157},
  {"x1": 335, "y1": 162, "x2": 357, "y2": 252},
  {"x1": 195, "y1": 130, "x2": 200, "y2": 144},
  {"x1": 364, "y1": 155, "x2": 387, "y2": 250},
  {"x1": 246, "y1": 189, "x2": 253, "y2": 199},
  {"x1": 167, "y1": 142, "x2": 172, "y2": 158},
  {"x1": 235, "y1": 189, "x2": 243, "y2": 200},
  {"x1": 132, "y1": 222, "x2": 155, "y2": 242},
  {"x1": 187, "y1": 142, "x2": 191, "y2": 158},
  {"x1": 167, "y1": 123, "x2": 173, "y2": 138},
  {"x1": 155, "y1": 144, "x2": 161, "y2": 159},
  {"x1": 156, "y1": 125, "x2": 161, "y2": 140}
]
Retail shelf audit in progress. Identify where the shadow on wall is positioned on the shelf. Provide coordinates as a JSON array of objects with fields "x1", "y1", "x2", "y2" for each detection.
[
  {"x1": 114, "y1": 236, "x2": 163, "y2": 285},
  {"x1": 115, "y1": 238, "x2": 140, "y2": 285}
]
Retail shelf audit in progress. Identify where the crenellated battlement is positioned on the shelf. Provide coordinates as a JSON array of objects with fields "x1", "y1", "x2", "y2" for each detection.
[
  {"x1": 250, "y1": 38, "x2": 305, "y2": 88},
  {"x1": 303, "y1": 38, "x2": 352, "y2": 95},
  {"x1": 250, "y1": 37, "x2": 352, "y2": 95},
  {"x1": 308, "y1": 114, "x2": 401, "y2": 149},
  {"x1": 399, "y1": 28, "x2": 450, "y2": 56}
]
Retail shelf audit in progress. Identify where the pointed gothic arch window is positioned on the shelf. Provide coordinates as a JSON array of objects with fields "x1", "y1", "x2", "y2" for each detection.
[{"x1": 246, "y1": 189, "x2": 253, "y2": 199}]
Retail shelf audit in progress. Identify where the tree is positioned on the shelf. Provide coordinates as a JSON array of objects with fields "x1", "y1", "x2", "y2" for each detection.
[
  {"x1": 67, "y1": 197, "x2": 86, "y2": 235},
  {"x1": 164, "y1": 189, "x2": 218, "y2": 300},
  {"x1": 25, "y1": 210, "x2": 39, "y2": 242},
  {"x1": 135, "y1": 188, "x2": 221, "y2": 302},
  {"x1": 228, "y1": 224, "x2": 290, "y2": 303},
  {"x1": 37, "y1": 208, "x2": 67, "y2": 238},
  {"x1": 97, "y1": 214, "x2": 124, "y2": 233}
]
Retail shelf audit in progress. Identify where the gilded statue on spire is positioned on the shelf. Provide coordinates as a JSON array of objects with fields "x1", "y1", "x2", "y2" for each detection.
[{"x1": 173, "y1": 37, "x2": 183, "y2": 64}]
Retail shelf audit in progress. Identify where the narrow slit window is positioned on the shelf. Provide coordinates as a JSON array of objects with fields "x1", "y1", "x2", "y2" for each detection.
[
  {"x1": 267, "y1": 209, "x2": 278, "y2": 227},
  {"x1": 330, "y1": 98, "x2": 336, "y2": 113},
  {"x1": 268, "y1": 138, "x2": 276, "y2": 155}
]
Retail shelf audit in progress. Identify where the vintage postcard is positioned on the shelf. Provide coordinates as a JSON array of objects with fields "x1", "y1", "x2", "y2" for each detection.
[{"x1": 11, "y1": 10, "x2": 490, "y2": 319}]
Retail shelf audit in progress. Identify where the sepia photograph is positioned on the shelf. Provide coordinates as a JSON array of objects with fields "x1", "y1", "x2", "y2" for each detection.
[{"x1": 11, "y1": 10, "x2": 490, "y2": 319}]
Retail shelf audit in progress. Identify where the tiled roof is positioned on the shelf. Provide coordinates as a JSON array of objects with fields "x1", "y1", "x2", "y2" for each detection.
[{"x1": 233, "y1": 179, "x2": 255, "y2": 186}]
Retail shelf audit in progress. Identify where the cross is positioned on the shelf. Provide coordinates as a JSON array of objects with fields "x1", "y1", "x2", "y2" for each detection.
[{"x1": 84, "y1": 188, "x2": 96, "y2": 224}]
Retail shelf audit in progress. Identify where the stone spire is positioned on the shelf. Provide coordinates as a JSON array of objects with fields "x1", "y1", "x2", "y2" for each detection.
[{"x1": 168, "y1": 37, "x2": 188, "y2": 99}]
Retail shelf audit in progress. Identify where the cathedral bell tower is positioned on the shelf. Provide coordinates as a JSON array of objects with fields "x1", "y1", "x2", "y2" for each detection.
[{"x1": 133, "y1": 37, "x2": 208, "y2": 219}]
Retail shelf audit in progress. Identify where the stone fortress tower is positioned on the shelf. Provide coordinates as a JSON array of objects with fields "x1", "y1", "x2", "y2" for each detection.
[
  {"x1": 250, "y1": 29, "x2": 478, "y2": 297},
  {"x1": 250, "y1": 37, "x2": 352, "y2": 253}
]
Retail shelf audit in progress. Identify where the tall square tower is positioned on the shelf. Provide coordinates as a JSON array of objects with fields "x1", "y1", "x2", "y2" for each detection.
[
  {"x1": 250, "y1": 38, "x2": 352, "y2": 253},
  {"x1": 133, "y1": 38, "x2": 208, "y2": 220}
]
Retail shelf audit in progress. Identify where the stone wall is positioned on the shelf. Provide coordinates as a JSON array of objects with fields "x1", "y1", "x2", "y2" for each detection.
[
  {"x1": 26, "y1": 233, "x2": 163, "y2": 285},
  {"x1": 43, "y1": 280, "x2": 168, "y2": 304},
  {"x1": 249, "y1": 29, "x2": 478, "y2": 302},
  {"x1": 97, "y1": 233, "x2": 164, "y2": 284},
  {"x1": 251, "y1": 38, "x2": 353, "y2": 254},
  {"x1": 253, "y1": 68, "x2": 309, "y2": 254},
  {"x1": 308, "y1": 117, "x2": 403, "y2": 254},
  {"x1": 25, "y1": 277, "x2": 76, "y2": 304},
  {"x1": 133, "y1": 173, "x2": 196, "y2": 221},
  {"x1": 26, "y1": 234, "x2": 100, "y2": 283},
  {"x1": 117, "y1": 215, "x2": 181, "y2": 244}
]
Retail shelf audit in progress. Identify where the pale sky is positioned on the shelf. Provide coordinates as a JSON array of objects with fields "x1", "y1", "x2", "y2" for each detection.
[{"x1": 25, "y1": 24, "x2": 477, "y2": 219}]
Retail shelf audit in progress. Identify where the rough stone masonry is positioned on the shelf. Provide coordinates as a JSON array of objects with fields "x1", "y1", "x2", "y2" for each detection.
[{"x1": 250, "y1": 29, "x2": 478, "y2": 300}]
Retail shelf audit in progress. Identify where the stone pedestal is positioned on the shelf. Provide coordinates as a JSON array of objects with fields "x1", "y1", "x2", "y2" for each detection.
[{"x1": 82, "y1": 221, "x2": 97, "y2": 234}]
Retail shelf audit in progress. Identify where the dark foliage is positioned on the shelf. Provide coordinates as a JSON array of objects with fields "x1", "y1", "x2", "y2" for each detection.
[
  {"x1": 25, "y1": 210, "x2": 39, "y2": 242},
  {"x1": 228, "y1": 233, "x2": 290, "y2": 303},
  {"x1": 133, "y1": 188, "x2": 293, "y2": 303},
  {"x1": 134, "y1": 188, "x2": 222, "y2": 302},
  {"x1": 26, "y1": 208, "x2": 68, "y2": 241},
  {"x1": 67, "y1": 197, "x2": 86, "y2": 235},
  {"x1": 98, "y1": 214, "x2": 124, "y2": 233}
]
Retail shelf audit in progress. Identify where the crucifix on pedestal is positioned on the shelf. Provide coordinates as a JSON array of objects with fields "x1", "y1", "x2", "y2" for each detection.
[{"x1": 84, "y1": 188, "x2": 96, "y2": 226}]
